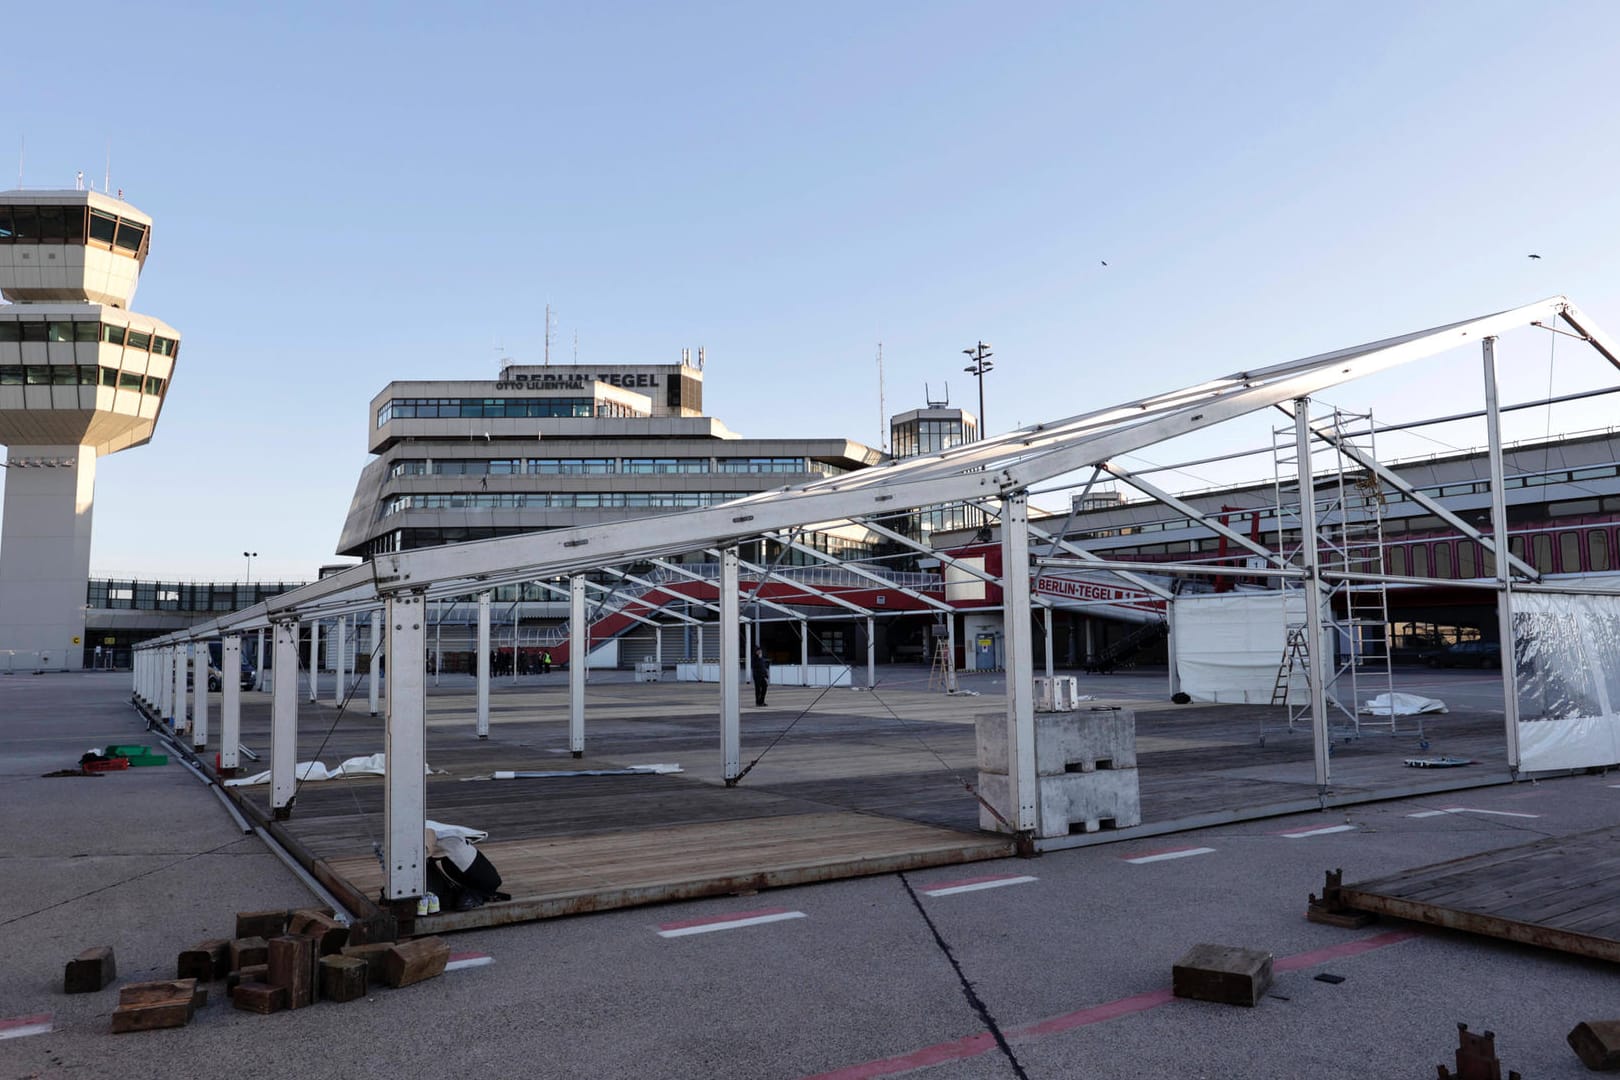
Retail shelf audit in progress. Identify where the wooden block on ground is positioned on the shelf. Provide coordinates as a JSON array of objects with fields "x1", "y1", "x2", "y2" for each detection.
[
  {"x1": 268, "y1": 935, "x2": 318, "y2": 1008},
  {"x1": 232, "y1": 982, "x2": 287, "y2": 1014},
  {"x1": 319, "y1": 955, "x2": 368, "y2": 1003},
  {"x1": 110, "y1": 979, "x2": 197, "y2": 1033},
  {"x1": 235, "y1": 909, "x2": 290, "y2": 940},
  {"x1": 382, "y1": 937, "x2": 451, "y2": 989},
  {"x1": 177, "y1": 938, "x2": 231, "y2": 981},
  {"x1": 228, "y1": 964, "x2": 269, "y2": 999},
  {"x1": 1172, "y1": 943, "x2": 1274, "y2": 1007},
  {"x1": 288, "y1": 909, "x2": 349, "y2": 955},
  {"x1": 229, "y1": 936, "x2": 268, "y2": 971},
  {"x1": 64, "y1": 946, "x2": 116, "y2": 994},
  {"x1": 340, "y1": 941, "x2": 395, "y2": 982},
  {"x1": 1570, "y1": 1021, "x2": 1620, "y2": 1071}
]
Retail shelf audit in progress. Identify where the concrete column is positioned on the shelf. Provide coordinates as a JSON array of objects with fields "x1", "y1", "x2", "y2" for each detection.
[
  {"x1": 1295, "y1": 398, "x2": 1333, "y2": 792},
  {"x1": 720, "y1": 547, "x2": 741, "y2": 783},
  {"x1": 1483, "y1": 337, "x2": 1521, "y2": 772},
  {"x1": 0, "y1": 444, "x2": 96, "y2": 671},
  {"x1": 384, "y1": 590, "x2": 427, "y2": 902},
  {"x1": 369, "y1": 609, "x2": 382, "y2": 716},
  {"x1": 192, "y1": 641, "x2": 210, "y2": 750},
  {"x1": 476, "y1": 591, "x2": 491, "y2": 738},
  {"x1": 271, "y1": 619, "x2": 300, "y2": 819},
  {"x1": 1000, "y1": 491, "x2": 1039, "y2": 836},
  {"x1": 333, "y1": 615, "x2": 347, "y2": 708},
  {"x1": 221, "y1": 635, "x2": 241, "y2": 770},
  {"x1": 569, "y1": 576, "x2": 586, "y2": 757},
  {"x1": 309, "y1": 620, "x2": 321, "y2": 703}
]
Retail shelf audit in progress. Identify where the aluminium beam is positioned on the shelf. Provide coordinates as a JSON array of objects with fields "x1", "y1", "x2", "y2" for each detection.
[
  {"x1": 192, "y1": 640, "x2": 209, "y2": 750},
  {"x1": 383, "y1": 590, "x2": 427, "y2": 902},
  {"x1": 1483, "y1": 338, "x2": 1522, "y2": 772},
  {"x1": 476, "y1": 591, "x2": 491, "y2": 739},
  {"x1": 270, "y1": 619, "x2": 300, "y2": 819},
  {"x1": 1001, "y1": 492, "x2": 1039, "y2": 837},
  {"x1": 719, "y1": 548, "x2": 741, "y2": 783},
  {"x1": 1295, "y1": 399, "x2": 1333, "y2": 794},
  {"x1": 569, "y1": 575, "x2": 586, "y2": 757},
  {"x1": 1273, "y1": 402, "x2": 1541, "y2": 582},
  {"x1": 655, "y1": 557, "x2": 804, "y2": 622},
  {"x1": 711, "y1": 550, "x2": 871, "y2": 615},
  {"x1": 368, "y1": 610, "x2": 382, "y2": 716},
  {"x1": 221, "y1": 634, "x2": 241, "y2": 770},
  {"x1": 762, "y1": 534, "x2": 953, "y2": 612},
  {"x1": 1098, "y1": 463, "x2": 1286, "y2": 567},
  {"x1": 333, "y1": 615, "x2": 347, "y2": 708},
  {"x1": 308, "y1": 620, "x2": 320, "y2": 704}
]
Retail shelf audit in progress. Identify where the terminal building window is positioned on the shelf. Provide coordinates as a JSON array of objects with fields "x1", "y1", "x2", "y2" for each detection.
[
  {"x1": 0, "y1": 321, "x2": 178, "y2": 357},
  {"x1": 622, "y1": 457, "x2": 708, "y2": 474},
  {"x1": 377, "y1": 397, "x2": 632, "y2": 425},
  {"x1": 530, "y1": 458, "x2": 615, "y2": 474},
  {"x1": 382, "y1": 491, "x2": 730, "y2": 515},
  {"x1": 715, "y1": 457, "x2": 806, "y2": 473}
]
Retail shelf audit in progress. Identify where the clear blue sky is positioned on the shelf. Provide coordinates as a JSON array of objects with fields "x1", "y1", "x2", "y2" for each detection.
[{"x1": 5, "y1": 1, "x2": 1620, "y2": 582}]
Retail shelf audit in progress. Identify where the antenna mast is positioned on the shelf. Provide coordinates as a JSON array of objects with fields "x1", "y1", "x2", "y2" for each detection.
[
  {"x1": 104, "y1": 139, "x2": 111, "y2": 197},
  {"x1": 876, "y1": 342, "x2": 887, "y2": 452},
  {"x1": 543, "y1": 304, "x2": 554, "y2": 366}
]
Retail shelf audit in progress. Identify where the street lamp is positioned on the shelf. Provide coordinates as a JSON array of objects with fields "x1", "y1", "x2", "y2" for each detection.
[
  {"x1": 962, "y1": 341, "x2": 994, "y2": 434},
  {"x1": 244, "y1": 551, "x2": 258, "y2": 586}
]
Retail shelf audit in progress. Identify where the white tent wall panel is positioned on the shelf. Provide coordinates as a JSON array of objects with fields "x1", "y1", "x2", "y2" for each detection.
[
  {"x1": 1514, "y1": 591, "x2": 1620, "y2": 772},
  {"x1": 1173, "y1": 592, "x2": 1331, "y2": 704}
]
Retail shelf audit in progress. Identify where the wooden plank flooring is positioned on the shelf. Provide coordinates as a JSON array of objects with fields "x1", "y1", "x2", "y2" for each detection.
[
  {"x1": 1338, "y1": 826, "x2": 1620, "y2": 963},
  {"x1": 206, "y1": 675, "x2": 1514, "y2": 931}
]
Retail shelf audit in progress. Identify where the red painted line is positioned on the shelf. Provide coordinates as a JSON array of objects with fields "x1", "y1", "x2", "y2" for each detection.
[
  {"x1": 1273, "y1": 929, "x2": 1418, "y2": 972},
  {"x1": 923, "y1": 873, "x2": 1028, "y2": 892},
  {"x1": 0, "y1": 1013, "x2": 52, "y2": 1037},
  {"x1": 799, "y1": 930, "x2": 1417, "y2": 1079},
  {"x1": 803, "y1": 1033, "x2": 999, "y2": 1080},
  {"x1": 657, "y1": 906, "x2": 794, "y2": 933}
]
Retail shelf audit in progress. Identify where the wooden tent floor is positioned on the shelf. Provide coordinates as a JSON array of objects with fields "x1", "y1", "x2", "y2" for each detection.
[
  {"x1": 1336, "y1": 826, "x2": 1620, "y2": 963},
  {"x1": 212, "y1": 674, "x2": 1513, "y2": 930}
]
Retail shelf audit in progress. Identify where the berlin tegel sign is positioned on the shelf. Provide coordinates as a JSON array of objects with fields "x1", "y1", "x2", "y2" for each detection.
[{"x1": 1033, "y1": 573, "x2": 1165, "y2": 612}]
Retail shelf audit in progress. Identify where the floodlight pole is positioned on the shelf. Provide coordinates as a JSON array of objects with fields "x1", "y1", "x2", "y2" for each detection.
[
  {"x1": 1482, "y1": 337, "x2": 1521, "y2": 773},
  {"x1": 963, "y1": 342, "x2": 993, "y2": 433}
]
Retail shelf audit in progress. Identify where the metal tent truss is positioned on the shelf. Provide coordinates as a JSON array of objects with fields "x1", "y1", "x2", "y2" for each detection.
[{"x1": 133, "y1": 296, "x2": 1620, "y2": 898}]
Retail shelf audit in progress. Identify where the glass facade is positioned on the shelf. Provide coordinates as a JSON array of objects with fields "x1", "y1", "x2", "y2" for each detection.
[
  {"x1": 377, "y1": 397, "x2": 643, "y2": 426},
  {"x1": 0, "y1": 204, "x2": 150, "y2": 262},
  {"x1": 383, "y1": 491, "x2": 732, "y2": 515},
  {"x1": 891, "y1": 416, "x2": 977, "y2": 459},
  {"x1": 0, "y1": 363, "x2": 163, "y2": 396},
  {"x1": 0, "y1": 320, "x2": 178, "y2": 357}
]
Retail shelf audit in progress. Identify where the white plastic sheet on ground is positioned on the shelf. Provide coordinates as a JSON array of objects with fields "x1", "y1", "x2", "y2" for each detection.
[
  {"x1": 224, "y1": 752, "x2": 429, "y2": 787},
  {"x1": 426, "y1": 819, "x2": 488, "y2": 843},
  {"x1": 1514, "y1": 591, "x2": 1620, "y2": 772},
  {"x1": 1360, "y1": 692, "x2": 1447, "y2": 717},
  {"x1": 1173, "y1": 592, "x2": 1332, "y2": 704}
]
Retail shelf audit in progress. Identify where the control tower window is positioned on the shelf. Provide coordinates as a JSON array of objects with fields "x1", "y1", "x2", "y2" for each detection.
[
  {"x1": 9, "y1": 208, "x2": 39, "y2": 240},
  {"x1": 74, "y1": 322, "x2": 99, "y2": 343},
  {"x1": 118, "y1": 372, "x2": 142, "y2": 390},
  {"x1": 114, "y1": 220, "x2": 146, "y2": 253},
  {"x1": 89, "y1": 211, "x2": 118, "y2": 244},
  {"x1": 126, "y1": 330, "x2": 151, "y2": 351},
  {"x1": 20, "y1": 323, "x2": 47, "y2": 343},
  {"x1": 102, "y1": 325, "x2": 126, "y2": 346}
]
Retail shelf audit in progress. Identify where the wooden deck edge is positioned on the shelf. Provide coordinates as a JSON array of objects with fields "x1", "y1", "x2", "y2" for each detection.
[
  {"x1": 1337, "y1": 889, "x2": 1620, "y2": 964},
  {"x1": 407, "y1": 839, "x2": 1018, "y2": 935}
]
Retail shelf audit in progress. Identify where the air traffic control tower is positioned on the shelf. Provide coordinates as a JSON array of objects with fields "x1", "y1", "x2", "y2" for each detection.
[{"x1": 0, "y1": 190, "x2": 180, "y2": 670}]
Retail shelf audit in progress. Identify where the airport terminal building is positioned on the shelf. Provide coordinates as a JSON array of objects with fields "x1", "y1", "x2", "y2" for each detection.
[{"x1": 336, "y1": 358, "x2": 886, "y2": 560}]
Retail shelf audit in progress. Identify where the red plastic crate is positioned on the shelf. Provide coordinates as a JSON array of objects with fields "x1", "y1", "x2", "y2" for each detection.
[{"x1": 83, "y1": 757, "x2": 130, "y2": 773}]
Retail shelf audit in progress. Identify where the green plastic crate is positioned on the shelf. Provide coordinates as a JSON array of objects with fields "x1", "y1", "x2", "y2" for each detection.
[{"x1": 105, "y1": 745, "x2": 168, "y2": 765}]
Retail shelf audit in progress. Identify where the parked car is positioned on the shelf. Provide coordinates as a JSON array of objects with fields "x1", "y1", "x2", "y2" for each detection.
[{"x1": 1418, "y1": 641, "x2": 1502, "y2": 669}]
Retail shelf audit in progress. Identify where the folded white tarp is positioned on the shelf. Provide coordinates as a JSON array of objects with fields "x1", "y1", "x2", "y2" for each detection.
[
  {"x1": 426, "y1": 819, "x2": 489, "y2": 844},
  {"x1": 224, "y1": 752, "x2": 428, "y2": 787},
  {"x1": 1360, "y1": 692, "x2": 1448, "y2": 716}
]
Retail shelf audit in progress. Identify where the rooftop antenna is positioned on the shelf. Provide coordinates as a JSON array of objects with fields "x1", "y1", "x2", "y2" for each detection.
[
  {"x1": 697, "y1": 346, "x2": 705, "y2": 369},
  {"x1": 543, "y1": 304, "x2": 554, "y2": 366},
  {"x1": 877, "y1": 343, "x2": 887, "y2": 451},
  {"x1": 572, "y1": 329, "x2": 578, "y2": 363},
  {"x1": 104, "y1": 139, "x2": 111, "y2": 197},
  {"x1": 16, "y1": 136, "x2": 23, "y2": 189}
]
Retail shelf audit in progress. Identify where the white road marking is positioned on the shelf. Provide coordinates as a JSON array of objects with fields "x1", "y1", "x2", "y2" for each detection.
[
  {"x1": 1407, "y1": 807, "x2": 1541, "y2": 819},
  {"x1": 1123, "y1": 846, "x2": 1215, "y2": 864},
  {"x1": 1277, "y1": 824, "x2": 1357, "y2": 838},
  {"x1": 657, "y1": 909, "x2": 806, "y2": 938},
  {"x1": 0, "y1": 1014, "x2": 52, "y2": 1041},
  {"x1": 922, "y1": 874, "x2": 1038, "y2": 897}
]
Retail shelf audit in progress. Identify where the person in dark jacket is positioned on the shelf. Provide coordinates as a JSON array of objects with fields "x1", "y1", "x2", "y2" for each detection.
[{"x1": 752, "y1": 646, "x2": 770, "y2": 706}]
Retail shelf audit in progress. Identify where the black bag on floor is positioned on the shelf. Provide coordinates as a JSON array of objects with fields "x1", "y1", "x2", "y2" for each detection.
[{"x1": 434, "y1": 835, "x2": 508, "y2": 909}]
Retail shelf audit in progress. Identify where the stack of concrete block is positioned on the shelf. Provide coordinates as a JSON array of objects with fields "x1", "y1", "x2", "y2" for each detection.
[{"x1": 976, "y1": 707, "x2": 1141, "y2": 838}]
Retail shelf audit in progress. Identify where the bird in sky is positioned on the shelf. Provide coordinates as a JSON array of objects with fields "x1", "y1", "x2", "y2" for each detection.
[
  {"x1": 1100, "y1": 260, "x2": 1108, "y2": 266},
  {"x1": 1528, "y1": 254, "x2": 1542, "y2": 259}
]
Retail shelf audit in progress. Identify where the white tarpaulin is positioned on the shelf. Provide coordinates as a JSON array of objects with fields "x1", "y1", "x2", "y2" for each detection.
[
  {"x1": 224, "y1": 752, "x2": 428, "y2": 787},
  {"x1": 1360, "y1": 692, "x2": 1447, "y2": 716},
  {"x1": 1514, "y1": 591, "x2": 1620, "y2": 772},
  {"x1": 1173, "y1": 592, "x2": 1332, "y2": 704}
]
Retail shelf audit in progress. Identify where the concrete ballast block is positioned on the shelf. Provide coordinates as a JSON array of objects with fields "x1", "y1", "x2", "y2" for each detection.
[
  {"x1": 977, "y1": 708, "x2": 1137, "y2": 776},
  {"x1": 1172, "y1": 943, "x2": 1274, "y2": 1007},
  {"x1": 976, "y1": 769, "x2": 1142, "y2": 838}
]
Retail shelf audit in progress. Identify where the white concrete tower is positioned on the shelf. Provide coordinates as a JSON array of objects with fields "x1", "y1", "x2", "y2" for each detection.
[{"x1": 0, "y1": 191, "x2": 180, "y2": 670}]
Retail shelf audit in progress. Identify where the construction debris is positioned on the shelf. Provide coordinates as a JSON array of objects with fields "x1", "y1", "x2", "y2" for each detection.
[
  {"x1": 1437, "y1": 1023, "x2": 1520, "y2": 1080},
  {"x1": 111, "y1": 979, "x2": 200, "y2": 1033},
  {"x1": 63, "y1": 946, "x2": 116, "y2": 993},
  {"x1": 1569, "y1": 1020, "x2": 1620, "y2": 1071},
  {"x1": 1171, "y1": 943, "x2": 1273, "y2": 1007},
  {"x1": 1306, "y1": 868, "x2": 1375, "y2": 929}
]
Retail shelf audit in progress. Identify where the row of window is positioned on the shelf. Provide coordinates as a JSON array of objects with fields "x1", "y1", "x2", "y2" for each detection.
[
  {"x1": 1386, "y1": 525, "x2": 1616, "y2": 578},
  {"x1": 0, "y1": 365, "x2": 165, "y2": 394},
  {"x1": 377, "y1": 397, "x2": 643, "y2": 425},
  {"x1": 0, "y1": 320, "x2": 179, "y2": 357},
  {"x1": 0, "y1": 204, "x2": 150, "y2": 257},
  {"x1": 370, "y1": 526, "x2": 881, "y2": 563},
  {"x1": 1074, "y1": 464, "x2": 1620, "y2": 541},
  {"x1": 891, "y1": 418, "x2": 978, "y2": 459},
  {"x1": 383, "y1": 491, "x2": 736, "y2": 516},
  {"x1": 388, "y1": 455, "x2": 824, "y2": 478},
  {"x1": 87, "y1": 579, "x2": 303, "y2": 613}
]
